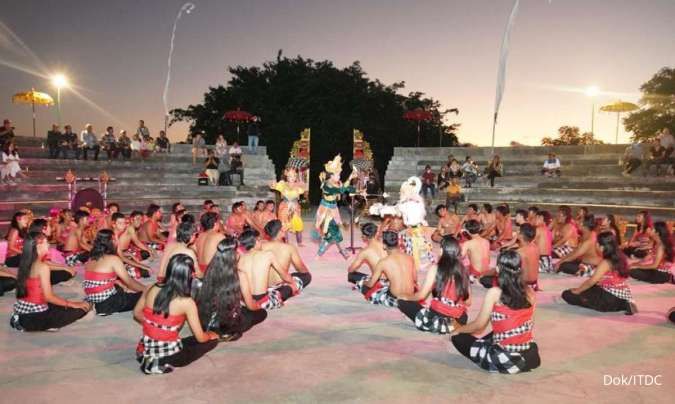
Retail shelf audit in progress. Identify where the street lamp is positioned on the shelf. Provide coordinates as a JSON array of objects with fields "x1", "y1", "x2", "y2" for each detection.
[
  {"x1": 585, "y1": 85, "x2": 600, "y2": 135},
  {"x1": 51, "y1": 73, "x2": 69, "y2": 127}
]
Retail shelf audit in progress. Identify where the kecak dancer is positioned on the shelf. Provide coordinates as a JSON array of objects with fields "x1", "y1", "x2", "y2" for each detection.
[
  {"x1": 315, "y1": 155, "x2": 356, "y2": 258},
  {"x1": 270, "y1": 167, "x2": 306, "y2": 245},
  {"x1": 397, "y1": 177, "x2": 435, "y2": 271}
]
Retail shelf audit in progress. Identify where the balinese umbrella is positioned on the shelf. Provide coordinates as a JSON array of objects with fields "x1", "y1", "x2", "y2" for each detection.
[
  {"x1": 224, "y1": 108, "x2": 254, "y2": 142},
  {"x1": 403, "y1": 108, "x2": 433, "y2": 146},
  {"x1": 12, "y1": 89, "x2": 54, "y2": 137},
  {"x1": 599, "y1": 101, "x2": 639, "y2": 144}
]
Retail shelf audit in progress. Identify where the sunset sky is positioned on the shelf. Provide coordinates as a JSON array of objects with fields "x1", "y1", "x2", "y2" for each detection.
[{"x1": 1, "y1": 0, "x2": 674, "y2": 145}]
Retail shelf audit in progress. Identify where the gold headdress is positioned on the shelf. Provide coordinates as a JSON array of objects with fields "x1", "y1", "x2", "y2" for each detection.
[{"x1": 324, "y1": 155, "x2": 343, "y2": 175}]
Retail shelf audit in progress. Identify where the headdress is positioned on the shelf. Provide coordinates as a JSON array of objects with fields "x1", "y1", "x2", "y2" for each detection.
[{"x1": 324, "y1": 154, "x2": 343, "y2": 175}]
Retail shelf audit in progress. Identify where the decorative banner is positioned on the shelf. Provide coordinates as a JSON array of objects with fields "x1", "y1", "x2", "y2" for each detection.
[{"x1": 287, "y1": 128, "x2": 311, "y2": 188}]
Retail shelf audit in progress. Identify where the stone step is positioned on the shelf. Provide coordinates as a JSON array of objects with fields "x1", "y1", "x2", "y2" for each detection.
[
  {"x1": 387, "y1": 153, "x2": 623, "y2": 166},
  {"x1": 391, "y1": 144, "x2": 628, "y2": 157}
]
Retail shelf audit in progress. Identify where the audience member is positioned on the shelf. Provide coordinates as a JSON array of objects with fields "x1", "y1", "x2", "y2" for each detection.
[
  {"x1": 486, "y1": 155, "x2": 503, "y2": 187},
  {"x1": 101, "y1": 126, "x2": 118, "y2": 161},
  {"x1": 622, "y1": 140, "x2": 644, "y2": 176},
  {"x1": 542, "y1": 153, "x2": 561, "y2": 177},
  {"x1": 46, "y1": 124, "x2": 63, "y2": 159},
  {"x1": 80, "y1": 124, "x2": 100, "y2": 161},
  {"x1": 461, "y1": 156, "x2": 479, "y2": 187},
  {"x1": 156, "y1": 130, "x2": 170, "y2": 153},
  {"x1": 247, "y1": 116, "x2": 261, "y2": 153},
  {"x1": 62, "y1": 125, "x2": 80, "y2": 159},
  {"x1": 118, "y1": 130, "x2": 132, "y2": 159}
]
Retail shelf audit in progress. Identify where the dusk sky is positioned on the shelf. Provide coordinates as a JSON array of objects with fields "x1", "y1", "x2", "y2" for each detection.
[{"x1": 1, "y1": 0, "x2": 674, "y2": 145}]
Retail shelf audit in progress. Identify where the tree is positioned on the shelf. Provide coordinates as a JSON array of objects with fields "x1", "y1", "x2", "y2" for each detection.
[
  {"x1": 624, "y1": 67, "x2": 675, "y2": 142},
  {"x1": 171, "y1": 52, "x2": 459, "y2": 202},
  {"x1": 541, "y1": 126, "x2": 604, "y2": 146}
]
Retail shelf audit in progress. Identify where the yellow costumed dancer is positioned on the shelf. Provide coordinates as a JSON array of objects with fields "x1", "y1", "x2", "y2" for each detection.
[{"x1": 270, "y1": 167, "x2": 306, "y2": 245}]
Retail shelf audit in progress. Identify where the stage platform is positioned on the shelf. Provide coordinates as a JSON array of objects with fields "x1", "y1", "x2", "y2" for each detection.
[{"x1": 1, "y1": 232, "x2": 673, "y2": 403}]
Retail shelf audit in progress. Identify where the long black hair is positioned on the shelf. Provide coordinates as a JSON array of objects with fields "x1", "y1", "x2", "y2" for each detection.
[
  {"x1": 654, "y1": 222, "x2": 673, "y2": 263},
  {"x1": 16, "y1": 232, "x2": 46, "y2": 299},
  {"x1": 7, "y1": 211, "x2": 27, "y2": 239},
  {"x1": 637, "y1": 210, "x2": 653, "y2": 233},
  {"x1": 434, "y1": 236, "x2": 469, "y2": 301},
  {"x1": 90, "y1": 229, "x2": 116, "y2": 261},
  {"x1": 153, "y1": 254, "x2": 195, "y2": 318},
  {"x1": 496, "y1": 250, "x2": 531, "y2": 310},
  {"x1": 597, "y1": 231, "x2": 629, "y2": 277},
  {"x1": 196, "y1": 237, "x2": 242, "y2": 331}
]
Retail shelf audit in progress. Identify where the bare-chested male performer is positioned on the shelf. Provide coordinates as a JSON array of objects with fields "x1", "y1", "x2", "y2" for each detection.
[
  {"x1": 356, "y1": 231, "x2": 416, "y2": 308},
  {"x1": 347, "y1": 222, "x2": 387, "y2": 284},
  {"x1": 261, "y1": 219, "x2": 312, "y2": 293}
]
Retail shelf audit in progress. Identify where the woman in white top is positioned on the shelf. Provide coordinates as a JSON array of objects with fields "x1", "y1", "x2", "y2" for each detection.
[
  {"x1": 214, "y1": 135, "x2": 228, "y2": 158},
  {"x1": 1, "y1": 141, "x2": 25, "y2": 184},
  {"x1": 130, "y1": 134, "x2": 142, "y2": 159}
]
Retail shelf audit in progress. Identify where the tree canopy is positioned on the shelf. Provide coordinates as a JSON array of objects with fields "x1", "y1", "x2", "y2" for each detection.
[
  {"x1": 541, "y1": 126, "x2": 604, "y2": 146},
  {"x1": 624, "y1": 67, "x2": 675, "y2": 141},
  {"x1": 171, "y1": 52, "x2": 459, "y2": 201}
]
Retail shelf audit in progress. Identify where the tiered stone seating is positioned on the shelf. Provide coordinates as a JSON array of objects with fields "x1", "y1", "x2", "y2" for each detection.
[
  {"x1": 0, "y1": 137, "x2": 277, "y2": 233},
  {"x1": 384, "y1": 144, "x2": 675, "y2": 221}
]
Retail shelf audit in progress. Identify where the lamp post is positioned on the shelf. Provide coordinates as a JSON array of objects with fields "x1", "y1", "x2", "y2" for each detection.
[
  {"x1": 585, "y1": 86, "x2": 599, "y2": 135},
  {"x1": 51, "y1": 74, "x2": 69, "y2": 127}
]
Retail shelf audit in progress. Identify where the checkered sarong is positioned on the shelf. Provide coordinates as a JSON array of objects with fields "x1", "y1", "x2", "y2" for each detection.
[
  {"x1": 553, "y1": 245, "x2": 574, "y2": 259},
  {"x1": 538, "y1": 255, "x2": 553, "y2": 273},
  {"x1": 254, "y1": 289, "x2": 284, "y2": 310},
  {"x1": 469, "y1": 338, "x2": 534, "y2": 374},
  {"x1": 414, "y1": 303, "x2": 457, "y2": 334},
  {"x1": 577, "y1": 263, "x2": 596, "y2": 277},
  {"x1": 599, "y1": 273, "x2": 634, "y2": 303},
  {"x1": 64, "y1": 251, "x2": 87, "y2": 267},
  {"x1": 12, "y1": 299, "x2": 48, "y2": 315},
  {"x1": 136, "y1": 336, "x2": 183, "y2": 374},
  {"x1": 83, "y1": 279, "x2": 117, "y2": 303},
  {"x1": 355, "y1": 278, "x2": 398, "y2": 307}
]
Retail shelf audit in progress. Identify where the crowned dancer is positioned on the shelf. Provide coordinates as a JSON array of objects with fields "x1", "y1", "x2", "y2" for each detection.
[
  {"x1": 270, "y1": 167, "x2": 306, "y2": 245},
  {"x1": 315, "y1": 155, "x2": 355, "y2": 257}
]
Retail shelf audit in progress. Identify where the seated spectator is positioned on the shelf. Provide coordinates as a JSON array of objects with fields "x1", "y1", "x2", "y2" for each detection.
[
  {"x1": 657, "y1": 128, "x2": 674, "y2": 175},
  {"x1": 485, "y1": 155, "x2": 503, "y2": 187},
  {"x1": 622, "y1": 140, "x2": 644, "y2": 176},
  {"x1": 140, "y1": 135, "x2": 153, "y2": 159},
  {"x1": 80, "y1": 124, "x2": 100, "y2": 161},
  {"x1": 101, "y1": 126, "x2": 118, "y2": 161},
  {"x1": 437, "y1": 165, "x2": 450, "y2": 191},
  {"x1": 0, "y1": 119, "x2": 15, "y2": 150},
  {"x1": 229, "y1": 141, "x2": 243, "y2": 157},
  {"x1": 227, "y1": 153, "x2": 244, "y2": 186},
  {"x1": 192, "y1": 132, "x2": 206, "y2": 165},
  {"x1": 136, "y1": 120, "x2": 150, "y2": 140},
  {"x1": 117, "y1": 130, "x2": 132, "y2": 159},
  {"x1": 644, "y1": 138, "x2": 668, "y2": 176},
  {"x1": 62, "y1": 125, "x2": 80, "y2": 159},
  {"x1": 445, "y1": 177, "x2": 462, "y2": 214},
  {"x1": 218, "y1": 149, "x2": 231, "y2": 186},
  {"x1": 1, "y1": 141, "x2": 25, "y2": 185},
  {"x1": 46, "y1": 124, "x2": 64, "y2": 159},
  {"x1": 214, "y1": 134, "x2": 228, "y2": 159},
  {"x1": 204, "y1": 149, "x2": 220, "y2": 186},
  {"x1": 447, "y1": 159, "x2": 463, "y2": 180},
  {"x1": 130, "y1": 133, "x2": 142, "y2": 158},
  {"x1": 461, "y1": 156, "x2": 479, "y2": 187},
  {"x1": 542, "y1": 152, "x2": 561, "y2": 177},
  {"x1": 156, "y1": 130, "x2": 170, "y2": 153}
]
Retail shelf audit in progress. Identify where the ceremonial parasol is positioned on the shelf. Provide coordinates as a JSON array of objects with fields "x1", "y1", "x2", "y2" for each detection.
[
  {"x1": 599, "y1": 101, "x2": 639, "y2": 144},
  {"x1": 403, "y1": 108, "x2": 433, "y2": 146},
  {"x1": 224, "y1": 108, "x2": 254, "y2": 142},
  {"x1": 12, "y1": 89, "x2": 54, "y2": 137}
]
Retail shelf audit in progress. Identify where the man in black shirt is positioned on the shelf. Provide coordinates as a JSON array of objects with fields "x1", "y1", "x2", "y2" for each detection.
[
  {"x1": 0, "y1": 119, "x2": 15, "y2": 150},
  {"x1": 644, "y1": 139, "x2": 667, "y2": 176},
  {"x1": 247, "y1": 116, "x2": 261, "y2": 153},
  {"x1": 227, "y1": 154, "x2": 244, "y2": 186},
  {"x1": 61, "y1": 125, "x2": 80, "y2": 159},
  {"x1": 46, "y1": 124, "x2": 63, "y2": 159}
]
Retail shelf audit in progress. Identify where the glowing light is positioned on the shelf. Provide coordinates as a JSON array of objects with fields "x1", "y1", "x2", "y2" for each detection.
[
  {"x1": 51, "y1": 73, "x2": 68, "y2": 89},
  {"x1": 585, "y1": 85, "x2": 600, "y2": 97}
]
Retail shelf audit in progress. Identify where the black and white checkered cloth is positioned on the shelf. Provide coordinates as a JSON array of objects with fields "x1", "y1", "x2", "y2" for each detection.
[
  {"x1": 64, "y1": 252, "x2": 86, "y2": 267},
  {"x1": 12, "y1": 299, "x2": 48, "y2": 315},
  {"x1": 492, "y1": 319, "x2": 534, "y2": 353},
  {"x1": 256, "y1": 289, "x2": 284, "y2": 310},
  {"x1": 602, "y1": 285, "x2": 634, "y2": 303},
  {"x1": 287, "y1": 157, "x2": 309, "y2": 169},
  {"x1": 137, "y1": 335, "x2": 183, "y2": 374},
  {"x1": 578, "y1": 263, "x2": 596, "y2": 277},
  {"x1": 83, "y1": 279, "x2": 117, "y2": 303},
  {"x1": 553, "y1": 245, "x2": 574, "y2": 259},
  {"x1": 351, "y1": 159, "x2": 373, "y2": 171},
  {"x1": 538, "y1": 255, "x2": 553, "y2": 273},
  {"x1": 355, "y1": 278, "x2": 398, "y2": 307},
  {"x1": 469, "y1": 335, "x2": 534, "y2": 374},
  {"x1": 414, "y1": 305, "x2": 453, "y2": 334}
]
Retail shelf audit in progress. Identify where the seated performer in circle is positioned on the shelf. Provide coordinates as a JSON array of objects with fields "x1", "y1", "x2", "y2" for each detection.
[
  {"x1": 461, "y1": 219, "x2": 490, "y2": 279},
  {"x1": 83, "y1": 229, "x2": 146, "y2": 316},
  {"x1": 355, "y1": 231, "x2": 416, "y2": 308},
  {"x1": 398, "y1": 236, "x2": 470, "y2": 333},
  {"x1": 480, "y1": 223, "x2": 540, "y2": 290},
  {"x1": 194, "y1": 212, "x2": 225, "y2": 276},
  {"x1": 113, "y1": 212, "x2": 153, "y2": 279},
  {"x1": 237, "y1": 229, "x2": 298, "y2": 310},
  {"x1": 261, "y1": 220, "x2": 312, "y2": 292},
  {"x1": 561, "y1": 231, "x2": 638, "y2": 315},
  {"x1": 629, "y1": 221, "x2": 674, "y2": 284},
  {"x1": 552, "y1": 205, "x2": 579, "y2": 259},
  {"x1": 62, "y1": 209, "x2": 92, "y2": 267},
  {"x1": 138, "y1": 204, "x2": 167, "y2": 250},
  {"x1": 347, "y1": 223, "x2": 387, "y2": 284},
  {"x1": 158, "y1": 222, "x2": 199, "y2": 282},
  {"x1": 196, "y1": 237, "x2": 268, "y2": 341},
  {"x1": 554, "y1": 215, "x2": 603, "y2": 277},
  {"x1": 450, "y1": 250, "x2": 541, "y2": 374},
  {"x1": 432, "y1": 205, "x2": 461, "y2": 243},
  {"x1": 28, "y1": 218, "x2": 75, "y2": 285},
  {"x1": 10, "y1": 232, "x2": 91, "y2": 331},
  {"x1": 534, "y1": 210, "x2": 554, "y2": 273},
  {"x1": 133, "y1": 254, "x2": 218, "y2": 374}
]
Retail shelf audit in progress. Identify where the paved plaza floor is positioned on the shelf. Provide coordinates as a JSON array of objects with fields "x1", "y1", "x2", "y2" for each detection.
[{"x1": 1, "y1": 238, "x2": 673, "y2": 403}]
